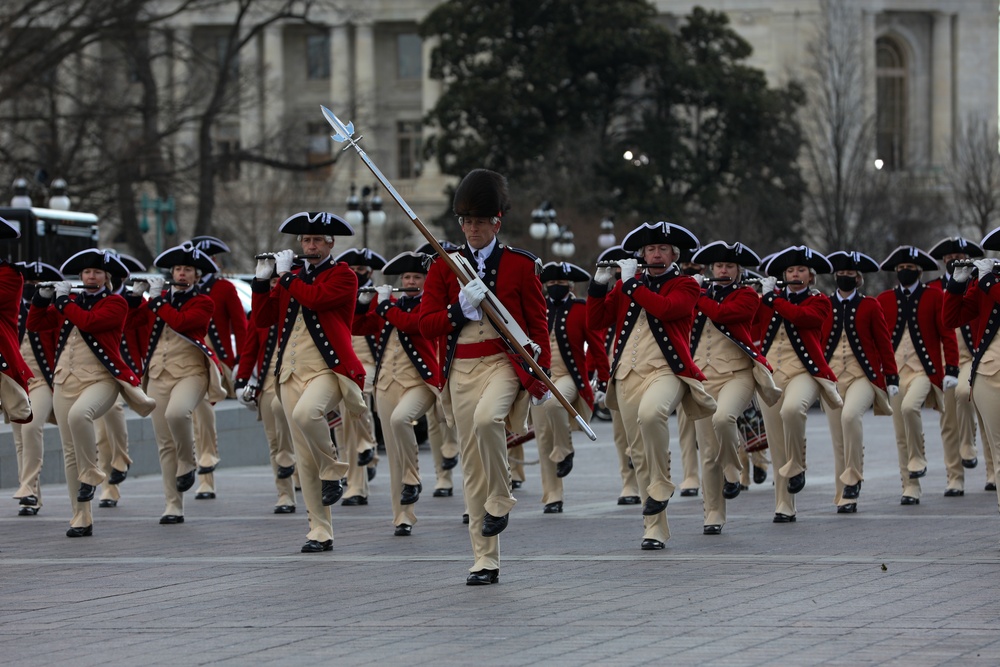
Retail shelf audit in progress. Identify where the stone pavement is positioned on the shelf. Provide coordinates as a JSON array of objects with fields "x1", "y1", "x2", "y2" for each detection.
[{"x1": 2, "y1": 407, "x2": 999, "y2": 666}]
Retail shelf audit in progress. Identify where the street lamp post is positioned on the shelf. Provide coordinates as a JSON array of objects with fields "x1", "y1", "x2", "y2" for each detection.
[
  {"x1": 139, "y1": 193, "x2": 177, "y2": 257},
  {"x1": 344, "y1": 183, "x2": 387, "y2": 249},
  {"x1": 598, "y1": 217, "x2": 616, "y2": 250},
  {"x1": 529, "y1": 200, "x2": 560, "y2": 263}
]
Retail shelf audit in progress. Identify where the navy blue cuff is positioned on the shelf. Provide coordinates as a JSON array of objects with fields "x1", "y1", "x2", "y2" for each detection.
[
  {"x1": 762, "y1": 292, "x2": 777, "y2": 306},
  {"x1": 588, "y1": 281, "x2": 609, "y2": 298},
  {"x1": 55, "y1": 295, "x2": 71, "y2": 311},
  {"x1": 946, "y1": 278, "x2": 970, "y2": 294},
  {"x1": 32, "y1": 293, "x2": 52, "y2": 308},
  {"x1": 978, "y1": 273, "x2": 999, "y2": 292},
  {"x1": 945, "y1": 365, "x2": 960, "y2": 378},
  {"x1": 251, "y1": 278, "x2": 272, "y2": 294},
  {"x1": 376, "y1": 301, "x2": 393, "y2": 317},
  {"x1": 622, "y1": 278, "x2": 640, "y2": 297},
  {"x1": 149, "y1": 296, "x2": 167, "y2": 312},
  {"x1": 354, "y1": 300, "x2": 370, "y2": 315},
  {"x1": 279, "y1": 273, "x2": 296, "y2": 289},
  {"x1": 446, "y1": 302, "x2": 468, "y2": 329},
  {"x1": 885, "y1": 374, "x2": 899, "y2": 387}
]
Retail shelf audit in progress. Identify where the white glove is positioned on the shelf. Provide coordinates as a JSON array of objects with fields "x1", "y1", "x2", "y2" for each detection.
[
  {"x1": 617, "y1": 258, "x2": 638, "y2": 282},
  {"x1": 37, "y1": 284, "x2": 55, "y2": 299},
  {"x1": 943, "y1": 375, "x2": 959, "y2": 391},
  {"x1": 760, "y1": 276, "x2": 778, "y2": 293},
  {"x1": 238, "y1": 382, "x2": 258, "y2": 409},
  {"x1": 594, "y1": 388, "x2": 607, "y2": 406},
  {"x1": 147, "y1": 276, "x2": 165, "y2": 295},
  {"x1": 594, "y1": 266, "x2": 614, "y2": 285},
  {"x1": 54, "y1": 281, "x2": 72, "y2": 299},
  {"x1": 952, "y1": 264, "x2": 974, "y2": 283},
  {"x1": 129, "y1": 280, "x2": 149, "y2": 297},
  {"x1": 691, "y1": 273, "x2": 706, "y2": 287},
  {"x1": 973, "y1": 258, "x2": 996, "y2": 277},
  {"x1": 459, "y1": 277, "x2": 488, "y2": 320},
  {"x1": 530, "y1": 389, "x2": 553, "y2": 406},
  {"x1": 274, "y1": 249, "x2": 295, "y2": 275},
  {"x1": 376, "y1": 284, "x2": 393, "y2": 304},
  {"x1": 887, "y1": 384, "x2": 900, "y2": 398},
  {"x1": 357, "y1": 290, "x2": 375, "y2": 305},
  {"x1": 526, "y1": 340, "x2": 541, "y2": 361},
  {"x1": 255, "y1": 257, "x2": 276, "y2": 280}
]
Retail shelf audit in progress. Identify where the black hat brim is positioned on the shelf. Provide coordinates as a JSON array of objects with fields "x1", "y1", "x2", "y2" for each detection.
[
  {"x1": 190, "y1": 236, "x2": 231, "y2": 255},
  {"x1": 14, "y1": 260, "x2": 63, "y2": 282},
  {"x1": 826, "y1": 251, "x2": 881, "y2": 274},
  {"x1": 981, "y1": 227, "x2": 1000, "y2": 252},
  {"x1": 383, "y1": 251, "x2": 431, "y2": 275},
  {"x1": 764, "y1": 246, "x2": 833, "y2": 277},
  {"x1": 879, "y1": 246, "x2": 938, "y2": 272},
  {"x1": 691, "y1": 241, "x2": 761, "y2": 267},
  {"x1": 596, "y1": 245, "x2": 634, "y2": 263},
  {"x1": 153, "y1": 246, "x2": 219, "y2": 273},
  {"x1": 279, "y1": 211, "x2": 355, "y2": 237},
  {"x1": 334, "y1": 248, "x2": 388, "y2": 270},
  {"x1": 621, "y1": 221, "x2": 700, "y2": 252},
  {"x1": 0, "y1": 216, "x2": 18, "y2": 240},
  {"x1": 60, "y1": 249, "x2": 130, "y2": 278},
  {"x1": 539, "y1": 261, "x2": 591, "y2": 283}
]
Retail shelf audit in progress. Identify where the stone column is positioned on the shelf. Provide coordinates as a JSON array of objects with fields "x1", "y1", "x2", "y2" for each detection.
[
  {"x1": 262, "y1": 25, "x2": 285, "y2": 132},
  {"x1": 931, "y1": 12, "x2": 954, "y2": 167}
]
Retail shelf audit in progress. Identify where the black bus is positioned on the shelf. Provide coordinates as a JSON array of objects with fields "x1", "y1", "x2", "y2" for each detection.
[{"x1": 0, "y1": 206, "x2": 99, "y2": 264}]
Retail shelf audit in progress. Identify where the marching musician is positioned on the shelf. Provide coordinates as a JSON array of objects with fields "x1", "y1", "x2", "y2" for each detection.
[
  {"x1": 0, "y1": 219, "x2": 33, "y2": 430},
  {"x1": 755, "y1": 246, "x2": 842, "y2": 523},
  {"x1": 27, "y1": 249, "x2": 154, "y2": 537},
  {"x1": 927, "y1": 236, "x2": 985, "y2": 496},
  {"x1": 588, "y1": 221, "x2": 716, "y2": 550},
  {"x1": 419, "y1": 169, "x2": 551, "y2": 585},
  {"x1": 189, "y1": 236, "x2": 249, "y2": 501},
  {"x1": 130, "y1": 244, "x2": 227, "y2": 524},
  {"x1": 821, "y1": 251, "x2": 898, "y2": 514},
  {"x1": 337, "y1": 247, "x2": 386, "y2": 506},
  {"x1": 532, "y1": 261, "x2": 609, "y2": 514},
  {"x1": 251, "y1": 212, "x2": 368, "y2": 553},
  {"x1": 10, "y1": 261, "x2": 59, "y2": 516},
  {"x1": 876, "y1": 246, "x2": 958, "y2": 506},
  {"x1": 676, "y1": 249, "x2": 706, "y2": 497},
  {"x1": 689, "y1": 241, "x2": 780, "y2": 535},
  {"x1": 356, "y1": 251, "x2": 442, "y2": 536}
]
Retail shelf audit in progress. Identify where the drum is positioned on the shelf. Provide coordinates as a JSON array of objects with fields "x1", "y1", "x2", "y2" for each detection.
[{"x1": 737, "y1": 397, "x2": 768, "y2": 452}]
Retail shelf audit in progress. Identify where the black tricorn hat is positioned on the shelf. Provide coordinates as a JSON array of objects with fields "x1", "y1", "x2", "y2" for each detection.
[
  {"x1": 764, "y1": 245, "x2": 833, "y2": 277},
  {"x1": 61, "y1": 249, "x2": 130, "y2": 278},
  {"x1": 621, "y1": 221, "x2": 700, "y2": 252},
  {"x1": 879, "y1": 246, "x2": 938, "y2": 272},
  {"x1": 540, "y1": 261, "x2": 591, "y2": 283},
  {"x1": 383, "y1": 251, "x2": 432, "y2": 276},
  {"x1": 111, "y1": 251, "x2": 147, "y2": 273},
  {"x1": 979, "y1": 226, "x2": 1000, "y2": 252},
  {"x1": 154, "y1": 242, "x2": 220, "y2": 273},
  {"x1": 927, "y1": 236, "x2": 983, "y2": 259},
  {"x1": 334, "y1": 248, "x2": 387, "y2": 270},
  {"x1": 826, "y1": 251, "x2": 881, "y2": 274},
  {"x1": 596, "y1": 245, "x2": 635, "y2": 264},
  {"x1": 453, "y1": 169, "x2": 510, "y2": 218},
  {"x1": 14, "y1": 260, "x2": 63, "y2": 282},
  {"x1": 278, "y1": 211, "x2": 355, "y2": 237},
  {"x1": 691, "y1": 241, "x2": 761, "y2": 267},
  {"x1": 0, "y1": 215, "x2": 18, "y2": 240},
  {"x1": 416, "y1": 239, "x2": 460, "y2": 256},
  {"x1": 189, "y1": 235, "x2": 231, "y2": 255}
]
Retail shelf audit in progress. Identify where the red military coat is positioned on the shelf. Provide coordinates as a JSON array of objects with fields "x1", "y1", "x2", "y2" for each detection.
[
  {"x1": 0, "y1": 263, "x2": 33, "y2": 391},
  {"x1": 419, "y1": 244, "x2": 551, "y2": 382},
  {"x1": 876, "y1": 284, "x2": 959, "y2": 388},
  {"x1": 201, "y1": 275, "x2": 248, "y2": 368},
  {"x1": 927, "y1": 276, "x2": 977, "y2": 357},
  {"x1": 822, "y1": 292, "x2": 899, "y2": 390},
  {"x1": 18, "y1": 298, "x2": 56, "y2": 387},
  {"x1": 355, "y1": 293, "x2": 442, "y2": 390},
  {"x1": 251, "y1": 259, "x2": 365, "y2": 389},
  {"x1": 943, "y1": 274, "x2": 1000, "y2": 383},
  {"x1": 128, "y1": 289, "x2": 219, "y2": 371},
  {"x1": 548, "y1": 295, "x2": 609, "y2": 408},
  {"x1": 755, "y1": 287, "x2": 837, "y2": 383},
  {"x1": 587, "y1": 267, "x2": 705, "y2": 381},
  {"x1": 694, "y1": 283, "x2": 773, "y2": 371}
]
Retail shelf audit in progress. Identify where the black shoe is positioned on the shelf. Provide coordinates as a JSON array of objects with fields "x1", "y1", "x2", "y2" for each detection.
[
  {"x1": 341, "y1": 495, "x2": 368, "y2": 506},
  {"x1": 321, "y1": 479, "x2": 344, "y2": 506},
  {"x1": 900, "y1": 495, "x2": 920, "y2": 505},
  {"x1": 543, "y1": 501, "x2": 563, "y2": 514},
  {"x1": 837, "y1": 503, "x2": 857, "y2": 514},
  {"x1": 962, "y1": 457, "x2": 978, "y2": 469},
  {"x1": 722, "y1": 481, "x2": 741, "y2": 500},
  {"x1": 301, "y1": 539, "x2": 332, "y2": 553},
  {"x1": 555, "y1": 452, "x2": 574, "y2": 479},
  {"x1": 394, "y1": 524, "x2": 412, "y2": 537},
  {"x1": 273, "y1": 505, "x2": 296, "y2": 514},
  {"x1": 18, "y1": 506, "x2": 39, "y2": 516},
  {"x1": 843, "y1": 482, "x2": 862, "y2": 500},
  {"x1": 642, "y1": 497, "x2": 669, "y2": 516},
  {"x1": 176, "y1": 470, "x2": 196, "y2": 493},
  {"x1": 433, "y1": 488, "x2": 453, "y2": 497},
  {"x1": 108, "y1": 467, "x2": 129, "y2": 485},
  {"x1": 944, "y1": 488, "x2": 965, "y2": 497},
  {"x1": 773, "y1": 513, "x2": 796, "y2": 523},
  {"x1": 908, "y1": 467, "x2": 927, "y2": 479},
  {"x1": 367, "y1": 467, "x2": 377, "y2": 482},
  {"x1": 462, "y1": 513, "x2": 469, "y2": 524},
  {"x1": 753, "y1": 465, "x2": 767, "y2": 484},
  {"x1": 482, "y1": 512, "x2": 509, "y2": 536},
  {"x1": 195, "y1": 492, "x2": 216, "y2": 500},
  {"x1": 276, "y1": 464, "x2": 295, "y2": 480},
  {"x1": 987, "y1": 482, "x2": 997, "y2": 491},
  {"x1": 703, "y1": 524, "x2": 722, "y2": 535},
  {"x1": 441, "y1": 455, "x2": 459, "y2": 471},
  {"x1": 66, "y1": 525, "x2": 93, "y2": 537},
  {"x1": 679, "y1": 488, "x2": 698, "y2": 497},
  {"x1": 400, "y1": 483, "x2": 422, "y2": 505},
  {"x1": 98, "y1": 499, "x2": 117, "y2": 508},
  {"x1": 18, "y1": 495, "x2": 37, "y2": 507},
  {"x1": 739, "y1": 483, "x2": 750, "y2": 491},
  {"x1": 197, "y1": 465, "x2": 216, "y2": 475},
  {"x1": 617, "y1": 495, "x2": 641, "y2": 505},
  {"x1": 466, "y1": 568, "x2": 499, "y2": 585},
  {"x1": 357, "y1": 448, "x2": 375, "y2": 467},
  {"x1": 786, "y1": 472, "x2": 806, "y2": 494},
  {"x1": 76, "y1": 483, "x2": 96, "y2": 503},
  {"x1": 511, "y1": 480, "x2": 522, "y2": 490},
  {"x1": 640, "y1": 538, "x2": 665, "y2": 550},
  {"x1": 159, "y1": 515, "x2": 184, "y2": 524}
]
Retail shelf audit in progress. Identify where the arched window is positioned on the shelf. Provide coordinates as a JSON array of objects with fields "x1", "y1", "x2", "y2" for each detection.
[{"x1": 876, "y1": 37, "x2": 907, "y2": 170}]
